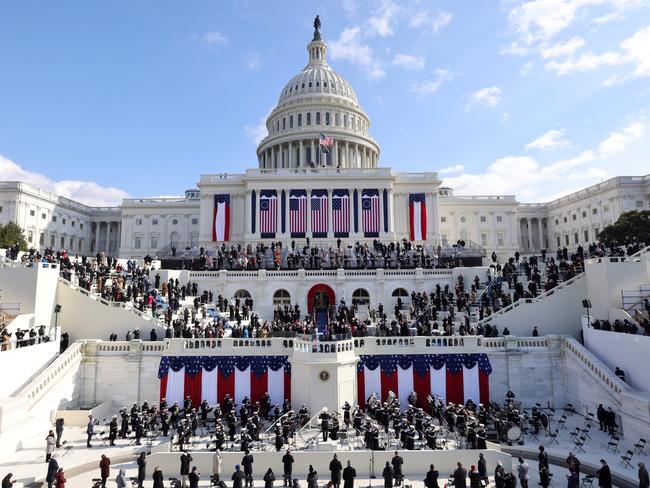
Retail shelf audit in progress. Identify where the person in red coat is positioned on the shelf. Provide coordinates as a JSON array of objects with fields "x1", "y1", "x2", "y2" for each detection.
[
  {"x1": 55, "y1": 468, "x2": 66, "y2": 488},
  {"x1": 99, "y1": 455, "x2": 111, "y2": 487}
]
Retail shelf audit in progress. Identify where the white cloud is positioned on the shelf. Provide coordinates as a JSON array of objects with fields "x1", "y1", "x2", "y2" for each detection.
[
  {"x1": 198, "y1": 31, "x2": 228, "y2": 45},
  {"x1": 525, "y1": 128, "x2": 571, "y2": 150},
  {"x1": 466, "y1": 86, "x2": 502, "y2": 109},
  {"x1": 246, "y1": 52, "x2": 261, "y2": 71},
  {"x1": 409, "y1": 9, "x2": 454, "y2": 33},
  {"x1": 439, "y1": 164, "x2": 465, "y2": 174},
  {"x1": 367, "y1": 0, "x2": 399, "y2": 37},
  {"x1": 545, "y1": 50, "x2": 623, "y2": 74},
  {"x1": 342, "y1": 0, "x2": 357, "y2": 17},
  {"x1": 541, "y1": 36, "x2": 586, "y2": 58},
  {"x1": 598, "y1": 118, "x2": 646, "y2": 156},
  {"x1": 408, "y1": 69, "x2": 453, "y2": 99},
  {"x1": 520, "y1": 61, "x2": 534, "y2": 75},
  {"x1": 392, "y1": 53, "x2": 425, "y2": 70},
  {"x1": 244, "y1": 114, "x2": 269, "y2": 145},
  {"x1": 0, "y1": 155, "x2": 130, "y2": 206},
  {"x1": 329, "y1": 27, "x2": 386, "y2": 79}
]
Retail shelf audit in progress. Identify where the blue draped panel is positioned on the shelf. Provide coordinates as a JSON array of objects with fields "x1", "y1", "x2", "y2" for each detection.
[
  {"x1": 158, "y1": 355, "x2": 290, "y2": 379},
  {"x1": 357, "y1": 354, "x2": 492, "y2": 377}
]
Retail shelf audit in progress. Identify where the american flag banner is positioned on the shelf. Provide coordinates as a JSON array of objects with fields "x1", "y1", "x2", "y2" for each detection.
[
  {"x1": 259, "y1": 190, "x2": 278, "y2": 238},
  {"x1": 311, "y1": 189, "x2": 328, "y2": 237},
  {"x1": 361, "y1": 189, "x2": 380, "y2": 237},
  {"x1": 319, "y1": 133, "x2": 334, "y2": 147},
  {"x1": 356, "y1": 354, "x2": 491, "y2": 410},
  {"x1": 409, "y1": 193, "x2": 427, "y2": 241},
  {"x1": 158, "y1": 356, "x2": 291, "y2": 409},
  {"x1": 212, "y1": 194, "x2": 230, "y2": 242},
  {"x1": 289, "y1": 190, "x2": 307, "y2": 238},
  {"x1": 332, "y1": 190, "x2": 350, "y2": 237}
]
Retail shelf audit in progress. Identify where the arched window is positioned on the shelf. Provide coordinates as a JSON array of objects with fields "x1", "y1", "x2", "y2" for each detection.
[
  {"x1": 273, "y1": 289, "x2": 291, "y2": 305},
  {"x1": 335, "y1": 113, "x2": 340, "y2": 126},
  {"x1": 325, "y1": 112, "x2": 331, "y2": 125},
  {"x1": 234, "y1": 289, "x2": 251, "y2": 299},
  {"x1": 307, "y1": 113, "x2": 311, "y2": 125},
  {"x1": 316, "y1": 112, "x2": 321, "y2": 125},
  {"x1": 343, "y1": 114, "x2": 348, "y2": 128},
  {"x1": 282, "y1": 118, "x2": 286, "y2": 130},
  {"x1": 391, "y1": 288, "x2": 409, "y2": 297},
  {"x1": 289, "y1": 115, "x2": 293, "y2": 128},
  {"x1": 298, "y1": 114, "x2": 302, "y2": 126},
  {"x1": 352, "y1": 288, "x2": 370, "y2": 306}
]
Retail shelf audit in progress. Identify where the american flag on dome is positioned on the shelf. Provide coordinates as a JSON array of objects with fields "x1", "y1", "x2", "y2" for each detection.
[
  {"x1": 158, "y1": 356, "x2": 291, "y2": 409},
  {"x1": 289, "y1": 190, "x2": 307, "y2": 238},
  {"x1": 361, "y1": 189, "x2": 380, "y2": 238},
  {"x1": 311, "y1": 190, "x2": 328, "y2": 237},
  {"x1": 259, "y1": 190, "x2": 278, "y2": 238},
  {"x1": 332, "y1": 190, "x2": 350, "y2": 237},
  {"x1": 319, "y1": 133, "x2": 334, "y2": 147},
  {"x1": 356, "y1": 353, "x2": 491, "y2": 410}
]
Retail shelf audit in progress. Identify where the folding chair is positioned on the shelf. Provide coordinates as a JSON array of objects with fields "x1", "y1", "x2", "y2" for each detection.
[
  {"x1": 607, "y1": 436, "x2": 620, "y2": 453},
  {"x1": 574, "y1": 435, "x2": 586, "y2": 454},
  {"x1": 564, "y1": 403, "x2": 576, "y2": 416},
  {"x1": 92, "y1": 479, "x2": 103, "y2": 488},
  {"x1": 569, "y1": 428, "x2": 580, "y2": 442},
  {"x1": 169, "y1": 477, "x2": 181, "y2": 488},
  {"x1": 556, "y1": 414, "x2": 568, "y2": 430},
  {"x1": 620, "y1": 449, "x2": 633, "y2": 469},
  {"x1": 580, "y1": 475, "x2": 594, "y2": 488},
  {"x1": 129, "y1": 477, "x2": 139, "y2": 488},
  {"x1": 580, "y1": 425, "x2": 592, "y2": 440},
  {"x1": 634, "y1": 438, "x2": 647, "y2": 456},
  {"x1": 547, "y1": 429, "x2": 560, "y2": 445}
]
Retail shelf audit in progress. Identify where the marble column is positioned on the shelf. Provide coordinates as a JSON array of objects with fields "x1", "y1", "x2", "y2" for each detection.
[{"x1": 94, "y1": 223, "x2": 100, "y2": 253}]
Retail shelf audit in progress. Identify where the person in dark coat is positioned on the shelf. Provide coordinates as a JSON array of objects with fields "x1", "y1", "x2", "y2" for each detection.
[
  {"x1": 180, "y1": 451, "x2": 193, "y2": 488},
  {"x1": 495, "y1": 461, "x2": 506, "y2": 488},
  {"x1": 188, "y1": 467, "x2": 200, "y2": 488},
  {"x1": 477, "y1": 454, "x2": 487, "y2": 482},
  {"x1": 469, "y1": 465, "x2": 481, "y2": 488},
  {"x1": 382, "y1": 462, "x2": 394, "y2": 488},
  {"x1": 264, "y1": 468, "x2": 276, "y2": 488},
  {"x1": 539, "y1": 466, "x2": 550, "y2": 488},
  {"x1": 425, "y1": 465, "x2": 439, "y2": 488},
  {"x1": 567, "y1": 470, "x2": 579, "y2": 488},
  {"x1": 282, "y1": 450, "x2": 295, "y2": 487},
  {"x1": 2, "y1": 473, "x2": 15, "y2": 488},
  {"x1": 330, "y1": 454, "x2": 343, "y2": 488},
  {"x1": 46, "y1": 456, "x2": 59, "y2": 488},
  {"x1": 232, "y1": 465, "x2": 245, "y2": 488},
  {"x1": 343, "y1": 461, "x2": 357, "y2": 488},
  {"x1": 307, "y1": 465, "x2": 318, "y2": 488},
  {"x1": 99, "y1": 455, "x2": 110, "y2": 488},
  {"x1": 538, "y1": 446, "x2": 549, "y2": 472},
  {"x1": 453, "y1": 463, "x2": 467, "y2": 488},
  {"x1": 597, "y1": 460, "x2": 612, "y2": 488},
  {"x1": 242, "y1": 450, "x2": 254, "y2": 488},
  {"x1": 136, "y1": 452, "x2": 146, "y2": 488},
  {"x1": 152, "y1": 466, "x2": 164, "y2": 488},
  {"x1": 391, "y1": 452, "x2": 404, "y2": 487},
  {"x1": 639, "y1": 463, "x2": 650, "y2": 488}
]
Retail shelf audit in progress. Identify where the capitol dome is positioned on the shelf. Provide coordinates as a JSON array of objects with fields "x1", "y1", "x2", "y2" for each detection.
[{"x1": 256, "y1": 18, "x2": 380, "y2": 170}]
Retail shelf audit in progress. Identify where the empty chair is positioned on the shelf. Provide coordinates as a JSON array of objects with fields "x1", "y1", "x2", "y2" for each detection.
[
  {"x1": 556, "y1": 414, "x2": 568, "y2": 430},
  {"x1": 547, "y1": 429, "x2": 560, "y2": 445},
  {"x1": 569, "y1": 428, "x2": 580, "y2": 442},
  {"x1": 607, "y1": 436, "x2": 620, "y2": 453},
  {"x1": 634, "y1": 438, "x2": 647, "y2": 456},
  {"x1": 580, "y1": 475, "x2": 594, "y2": 488},
  {"x1": 621, "y1": 449, "x2": 634, "y2": 469},
  {"x1": 169, "y1": 478, "x2": 181, "y2": 488},
  {"x1": 564, "y1": 403, "x2": 576, "y2": 415},
  {"x1": 574, "y1": 435, "x2": 586, "y2": 454}
]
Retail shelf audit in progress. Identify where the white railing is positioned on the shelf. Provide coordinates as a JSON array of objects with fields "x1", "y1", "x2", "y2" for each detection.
[{"x1": 477, "y1": 272, "x2": 585, "y2": 326}]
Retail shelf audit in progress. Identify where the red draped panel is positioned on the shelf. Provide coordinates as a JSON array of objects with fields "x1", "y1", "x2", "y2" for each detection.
[
  {"x1": 357, "y1": 370, "x2": 366, "y2": 409},
  {"x1": 184, "y1": 370, "x2": 203, "y2": 409},
  {"x1": 381, "y1": 370, "x2": 399, "y2": 401},
  {"x1": 251, "y1": 371, "x2": 268, "y2": 405},
  {"x1": 218, "y1": 371, "x2": 235, "y2": 405},
  {"x1": 284, "y1": 371, "x2": 291, "y2": 405},
  {"x1": 413, "y1": 369, "x2": 431, "y2": 409},
  {"x1": 479, "y1": 370, "x2": 490, "y2": 406},
  {"x1": 446, "y1": 369, "x2": 464, "y2": 405},
  {"x1": 159, "y1": 374, "x2": 168, "y2": 403}
]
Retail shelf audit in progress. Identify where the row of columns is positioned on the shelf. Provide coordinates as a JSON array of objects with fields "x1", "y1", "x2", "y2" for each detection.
[
  {"x1": 259, "y1": 139, "x2": 378, "y2": 169},
  {"x1": 519, "y1": 217, "x2": 546, "y2": 251},
  {"x1": 93, "y1": 221, "x2": 121, "y2": 254}
]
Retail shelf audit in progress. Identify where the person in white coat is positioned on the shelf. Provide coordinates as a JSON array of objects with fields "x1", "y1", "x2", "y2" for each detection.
[
  {"x1": 213, "y1": 450, "x2": 223, "y2": 482},
  {"x1": 45, "y1": 430, "x2": 56, "y2": 462}
]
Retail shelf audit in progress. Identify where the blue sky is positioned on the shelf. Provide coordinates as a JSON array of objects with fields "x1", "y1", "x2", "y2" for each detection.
[{"x1": 0, "y1": 0, "x2": 648, "y2": 205}]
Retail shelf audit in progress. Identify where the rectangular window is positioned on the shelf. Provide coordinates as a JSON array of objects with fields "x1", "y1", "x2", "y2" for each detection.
[
  {"x1": 581, "y1": 211, "x2": 586, "y2": 218},
  {"x1": 480, "y1": 216, "x2": 486, "y2": 223},
  {"x1": 41, "y1": 213, "x2": 46, "y2": 219},
  {"x1": 60, "y1": 237, "x2": 65, "y2": 248},
  {"x1": 584, "y1": 230, "x2": 589, "y2": 242},
  {"x1": 563, "y1": 217, "x2": 567, "y2": 223},
  {"x1": 50, "y1": 235, "x2": 55, "y2": 247},
  {"x1": 282, "y1": 118, "x2": 286, "y2": 130},
  {"x1": 637, "y1": 200, "x2": 644, "y2": 208},
  {"x1": 39, "y1": 232, "x2": 44, "y2": 245},
  {"x1": 151, "y1": 237, "x2": 158, "y2": 249},
  {"x1": 595, "y1": 227, "x2": 599, "y2": 238},
  {"x1": 574, "y1": 232, "x2": 579, "y2": 244},
  {"x1": 497, "y1": 234, "x2": 504, "y2": 246},
  {"x1": 440, "y1": 216, "x2": 447, "y2": 223},
  {"x1": 191, "y1": 218, "x2": 198, "y2": 225},
  {"x1": 70, "y1": 238, "x2": 74, "y2": 249},
  {"x1": 592, "y1": 208, "x2": 597, "y2": 215},
  {"x1": 134, "y1": 237, "x2": 141, "y2": 249},
  {"x1": 572, "y1": 214, "x2": 576, "y2": 221},
  {"x1": 53, "y1": 216, "x2": 57, "y2": 222},
  {"x1": 289, "y1": 115, "x2": 293, "y2": 128},
  {"x1": 0, "y1": 206, "x2": 3, "y2": 213},
  {"x1": 62, "y1": 218, "x2": 66, "y2": 225},
  {"x1": 441, "y1": 234, "x2": 448, "y2": 245},
  {"x1": 604, "y1": 205, "x2": 609, "y2": 212},
  {"x1": 80, "y1": 223, "x2": 83, "y2": 230},
  {"x1": 298, "y1": 114, "x2": 302, "y2": 126},
  {"x1": 71, "y1": 221, "x2": 75, "y2": 227},
  {"x1": 30, "y1": 210, "x2": 35, "y2": 216},
  {"x1": 557, "y1": 236, "x2": 561, "y2": 247},
  {"x1": 136, "y1": 219, "x2": 142, "y2": 225},
  {"x1": 28, "y1": 230, "x2": 33, "y2": 243},
  {"x1": 565, "y1": 234, "x2": 569, "y2": 246},
  {"x1": 496, "y1": 216, "x2": 502, "y2": 223},
  {"x1": 79, "y1": 240, "x2": 83, "y2": 251},
  {"x1": 307, "y1": 113, "x2": 311, "y2": 125},
  {"x1": 152, "y1": 219, "x2": 158, "y2": 225},
  {"x1": 481, "y1": 233, "x2": 488, "y2": 246}
]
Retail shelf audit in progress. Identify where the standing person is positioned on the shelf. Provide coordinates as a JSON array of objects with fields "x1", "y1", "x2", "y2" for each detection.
[
  {"x1": 538, "y1": 446, "x2": 549, "y2": 471},
  {"x1": 343, "y1": 461, "x2": 357, "y2": 488},
  {"x1": 453, "y1": 463, "x2": 467, "y2": 488},
  {"x1": 99, "y1": 455, "x2": 110, "y2": 488},
  {"x1": 566, "y1": 453, "x2": 581, "y2": 475},
  {"x1": 382, "y1": 462, "x2": 394, "y2": 488},
  {"x1": 45, "y1": 430, "x2": 56, "y2": 462},
  {"x1": 213, "y1": 450, "x2": 223, "y2": 483},
  {"x1": 307, "y1": 465, "x2": 318, "y2": 488},
  {"x1": 86, "y1": 415, "x2": 95, "y2": 448},
  {"x1": 264, "y1": 468, "x2": 276, "y2": 488},
  {"x1": 477, "y1": 454, "x2": 487, "y2": 483},
  {"x1": 242, "y1": 449, "x2": 254, "y2": 488},
  {"x1": 55, "y1": 418, "x2": 64, "y2": 448},
  {"x1": 115, "y1": 469, "x2": 127, "y2": 488},
  {"x1": 136, "y1": 452, "x2": 146, "y2": 488},
  {"x1": 391, "y1": 451, "x2": 404, "y2": 487},
  {"x1": 2, "y1": 473, "x2": 16, "y2": 488},
  {"x1": 153, "y1": 466, "x2": 164, "y2": 488},
  {"x1": 189, "y1": 467, "x2": 200, "y2": 488},
  {"x1": 282, "y1": 449, "x2": 294, "y2": 487},
  {"x1": 517, "y1": 457, "x2": 530, "y2": 488},
  {"x1": 55, "y1": 467, "x2": 66, "y2": 488},
  {"x1": 495, "y1": 461, "x2": 506, "y2": 488},
  {"x1": 469, "y1": 465, "x2": 481, "y2": 488},
  {"x1": 180, "y1": 451, "x2": 193, "y2": 488},
  {"x1": 425, "y1": 465, "x2": 439, "y2": 488},
  {"x1": 597, "y1": 460, "x2": 612, "y2": 488},
  {"x1": 567, "y1": 470, "x2": 579, "y2": 488},
  {"x1": 46, "y1": 455, "x2": 59, "y2": 488},
  {"x1": 639, "y1": 463, "x2": 649, "y2": 488},
  {"x1": 330, "y1": 454, "x2": 343, "y2": 488},
  {"x1": 539, "y1": 465, "x2": 550, "y2": 488},
  {"x1": 232, "y1": 465, "x2": 245, "y2": 488}
]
